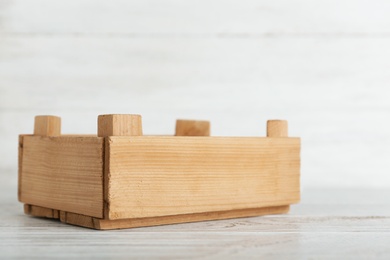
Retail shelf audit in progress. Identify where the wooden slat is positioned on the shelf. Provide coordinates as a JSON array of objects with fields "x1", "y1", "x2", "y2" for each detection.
[
  {"x1": 71, "y1": 206, "x2": 290, "y2": 230},
  {"x1": 24, "y1": 204, "x2": 289, "y2": 230},
  {"x1": 96, "y1": 205, "x2": 290, "y2": 230},
  {"x1": 20, "y1": 136, "x2": 104, "y2": 218},
  {"x1": 106, "y1": 136, "x2": 300, "y2": 220},
  {"x1": 60, "y1": 211, "x2": 97, "y2": 229},
  {"x1": 175, "y1": 120, "x2": 210, "y2": 136},
  {"x1": 97, "y1": 114, "x2": 143, "y2": 137},
  {"x1": 267, "y1": 120, "x2": 288, "y2": 137},
  {"x1": 33, "y1": 115, "x2": 61, "y2": 136},
  {"x1": 24, "y1": 204, "x2": 59, "y2": 219}
]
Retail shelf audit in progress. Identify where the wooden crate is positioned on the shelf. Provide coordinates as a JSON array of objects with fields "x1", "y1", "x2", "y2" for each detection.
[{"x1": 19, "y1": 114, "x2": 300, "y2": 230}]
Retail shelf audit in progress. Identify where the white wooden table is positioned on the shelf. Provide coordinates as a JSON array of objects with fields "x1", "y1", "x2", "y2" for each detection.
[{"x1": 1, "y1": 170, "x2": 389, "y2": 259}]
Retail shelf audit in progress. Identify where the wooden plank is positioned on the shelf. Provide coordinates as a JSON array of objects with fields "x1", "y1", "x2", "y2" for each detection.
[
  {"x1": 24, "y1": 204, "x2": 289, "y2": 230},
  {"x1": 63, "y1": 206, "x2": 289, "y2": 230},
  {"x1": 106, "y1": 136, "x2": 300, "y2": 220},
  {"x1": 267, "y1": 120, "x2": 288, "y2": 137},
  {"x1": 24, "y1": 204, "x2": 59, "y2": 219},
  {"x1": 103, "y1": 138, "x2": 110, "y2": 219},
  {"x1": 33, "y1": 115, "x2": 61, "y2": 136},
  {"x1": 97, "y1": 114, "x2": 143, "y2": 137},
  {"x1": 96, "y1": 205, "x2": 290, "y2": 230},
  {"x1": 20, "y1": 136, "x2": 104, "y2": 218},
  {"x1": 97, "y1": 114, "x2": 144, "y2": 219},
  {"x1": 175, "y1": 120, "x2": 210, "y2": 136},
  {"x1": 60, "y1": 211, "x2": 97, "y2": 229},
  {"x1": 23, "y1": 203, "x2": 290, "y2": 230}
]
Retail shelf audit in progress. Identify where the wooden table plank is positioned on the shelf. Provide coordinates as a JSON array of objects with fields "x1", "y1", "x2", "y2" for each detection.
[{"x1": 1, "y1": 169, "x2": 390, "y2": 259}]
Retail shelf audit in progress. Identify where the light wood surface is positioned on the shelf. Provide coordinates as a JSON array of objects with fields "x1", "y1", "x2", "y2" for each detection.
[
  {"x1": 24, "y1": 204, "x2": 59, "y2": 219},
  {"x1": 267, "y1": 120, "x2": 288, "y2": 137},
  {"x1": 25, "y1": 203, "x2": 290, "y2": 230},
  {"x1": 97, "y1": 114, "x2": 143, "y2": 137},
  {"x1": 2, "y1": 176, "x2": 390, "y2": 259},
  {"x1": 106, "y1": 136, "x2": 300, "y2": 220},
  {"x1": 33, "y1": 115, "x2": 61, "y2": 136},
  {"x1": 19, "y1": 136, "x2": 104, "y2": 218},
  {"x1": 175, "y1": 119, "x2": 210, "y2": 136},
  {"x1": 97, "y1": 205, "x2": 289, "y2": 230}
]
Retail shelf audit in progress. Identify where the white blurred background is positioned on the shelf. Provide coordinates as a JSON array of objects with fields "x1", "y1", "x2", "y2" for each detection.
[{"x1": 1, "y1": 0, "x2": 390, "y2": 188}]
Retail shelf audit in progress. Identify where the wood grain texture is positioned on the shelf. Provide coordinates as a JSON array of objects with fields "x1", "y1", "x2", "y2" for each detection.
[
  {"x1": 97, "y1": 205, "x2": 289, "y2": 230},
  {"x1": 24, "y1": 203, "x2": 289, "y2": 230},
  {"x1": 24, "y1": 204, "x2": 59, "y2": 219},
  {"x1": 33, "y1": 115, "x2": 61, "y2": 136},
  {"x1": 97, "y1": 114, "x2": 142, "y2": 137},
  {"x1": 20, "y1": 136, "x2": 104, "y2": 218},
  {"x1": 60, "y1": 211, "x2": 97, "y2": 229},
  {"x1": 106, "y1": 136, "x2": 300, "y2": 220},
  {"x1": 267, "y1": 120, "x2": 288, "y2": 137},
  {"x1": 175, "y1": 119, "x2": 210, "y2": 136}
]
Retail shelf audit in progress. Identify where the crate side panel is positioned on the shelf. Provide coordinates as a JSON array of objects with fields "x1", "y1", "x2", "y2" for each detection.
[
  {"x1": 20, "y1": 136, "x2": 104, "y2": 218},
  {"x1": 107, "y1": 136, "x2": 300, "y2": 220}
]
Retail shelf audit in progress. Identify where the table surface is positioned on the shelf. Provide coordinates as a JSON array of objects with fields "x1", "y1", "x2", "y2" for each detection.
[{"x1": 1, "y1": 169, "x2": 389, "y2": 259}]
